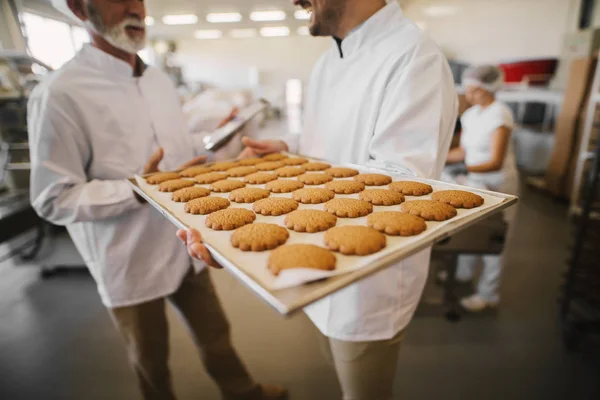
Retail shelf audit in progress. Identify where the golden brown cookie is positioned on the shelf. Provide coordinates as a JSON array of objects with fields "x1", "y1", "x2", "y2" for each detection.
[
  {"x1": 227, "y1": 166, "x2": 258, "y2": 177},
  {"x1": 367, "y1": 212, "x2": 427, "y2": 236},
  {"x1": 324, "y1": 226, "x2": 386, "y2": 256},
  {"x1": 297, "y1": 173, "x2": 333, "y2": 185},
  {"x1": 244, "y1": 172, "x2": 278, "y2": 184},
  {"x1": 256, "y1": 161, "x2": 284, "y2": 171},
  {"x1": 281, "y1": 157, "x2": 309, "y2": 166},
  {"x1": 205, "y1": 208, "x2": 256, "y2": 231},
  {"x1": 389, "y1": 181, "x2": 433, "y2": 196},
  {"x1": 194, "y1": 172, "x2": 229, "y2": 184},
  {"x1": 284, "y1": 210, "x2": 338, "y2": 233},
  {"x1": 159, "y1": 179, "x2": 195, "y2": 192},
  {"x1": 237, "y1": 158, "x2": 263, "y2": 166},
  {"x1": 400, "y1": 200, "x2": 457, "y2": 221},
  {"x1": 324, "y1": 167, "x2": 360, "y2": 178},
  {"x1": 231, "y1": 223, "x2": 289, "y2": 252},
  {"x1": 184, "y1": 197, "x2": 230, "y2": 215},
  {"x1": 432, "y1": 190, "x2": 484, "y2": 209},
  {"x1": 268, "y1": 244, "x2": 336, "y2": 276},
  {"x1": 324, "y1": 180, "x2": 365, "y2": 194},
  {"x1": 275, "y1": 166, "x2": 306, "y2": 177},
  {"x1": 210, "y1": 161, "x2": 238, "y2": 172},
  {"x1": 292, "y1": 188, "x2": 335, "y2": 204},
  {"x1": 211, "y1": 179, "x2": 246, "y2": 193},
  {"x1": 229, "y1": 188, "x2": 270, "y2": 203},
  {"x1": 354, "y1": 173, "x2": 393, "y2": 186},
  {"x1": 180, "y1": 166, "x2": 211, "y2": 178},
  {"x1": 303, "y1": 162, "x2": 332, "y2": 171},
  {"x1": 324, "y1": 198, "x2": 373, "y2": 218},
  {"x1": 262, "y1": 153, "x2": 288, "y2": 162},
  {"x1": 146, "y1": 172, "x2": 180, "y2": 184},
  {"x1": 253, "y1": 198, "x2": 299, "y2": 216},
  {"x1": 266, "y1": 180, "x2": 304, "y2": 193},
  {"x1": 172, "y1": 187, "x2": 211, "y2": 202},
  {"x1": 359, "y1": 189, "x2": 405, "y2": 206}
]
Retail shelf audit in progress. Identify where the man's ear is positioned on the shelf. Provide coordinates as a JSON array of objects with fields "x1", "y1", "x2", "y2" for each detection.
[{"x1": 67, "y1": 0, "x2": 88, "y2": 22}]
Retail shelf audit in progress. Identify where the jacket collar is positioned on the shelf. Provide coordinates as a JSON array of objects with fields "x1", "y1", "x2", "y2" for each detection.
[
  {"x1": 79, "y1": 44, "x2": 147, "y2": 78},
  {"x1": 332, "y1": 1, "x2": 403, "y2": 59}
]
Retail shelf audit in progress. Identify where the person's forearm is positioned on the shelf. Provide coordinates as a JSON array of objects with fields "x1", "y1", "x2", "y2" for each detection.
[
  {"x1": 446, "y1": 147, "x2": 465, "y2": 164},
  {"x1": 467, "y1": 161, "x2": 503, "y2": 173}
]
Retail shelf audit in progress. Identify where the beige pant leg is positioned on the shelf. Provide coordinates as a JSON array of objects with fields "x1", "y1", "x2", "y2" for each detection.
[
  {"x1": 318, "y1": 330, "x2": 404, "y2": 400},
  {"x1": 168, "y1": 269, "x2": 259, "y2": 400},
  {"x1": 108, "y1": 298, "x2": 176, "y2": 400}
]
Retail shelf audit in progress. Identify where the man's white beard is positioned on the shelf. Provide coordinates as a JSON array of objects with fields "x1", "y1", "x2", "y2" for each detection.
[{"x1": 94, "y1": 17, "x2": 146, "y2": 54}]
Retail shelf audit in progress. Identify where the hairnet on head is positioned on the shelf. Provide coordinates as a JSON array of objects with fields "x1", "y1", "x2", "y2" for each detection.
[{"x1": 462, "y1": 65, "x2": 505, "y2": 93}]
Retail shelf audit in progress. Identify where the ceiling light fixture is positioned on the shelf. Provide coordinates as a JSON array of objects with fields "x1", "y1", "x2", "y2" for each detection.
[
  {"x1": 260, "y1": 26, "x2": 290, "y2": 37},
  {"x1": 206, "y1": 12, "x2": 243, "y2": 23},
  {"x1": 145, "y1": 16, "x2": 155, "y2": 26},
  {"x1": 195, "y1": 29, "x2": 223, "y2": 39},
  {"x1": 297, "y1": 26, "x2": 310, "y2": 36},
  {"x1": 230, "y1": 28, "x2": 257, "y2": 39},
  {"x1": 294, "y1": 10, "x2": 311, "y2": 20},
  {"x1": 162, "y1": 14, "x2": 198, "y2": 25},
  {"x1": 250, "y1": 11, "x2": 286, "y2": 22},
  {"x1": 422, "y1": 5, "x2": 459, "y2": 17}
]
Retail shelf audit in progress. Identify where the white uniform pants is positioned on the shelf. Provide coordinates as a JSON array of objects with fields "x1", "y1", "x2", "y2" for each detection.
[{"x1": 456, "y1": 254, "x2": 503, "y2": 302}]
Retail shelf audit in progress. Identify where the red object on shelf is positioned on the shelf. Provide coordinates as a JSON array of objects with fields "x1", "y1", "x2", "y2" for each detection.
[{"x1": 498, "y1": 59, "x2": 558, "y2": 85}]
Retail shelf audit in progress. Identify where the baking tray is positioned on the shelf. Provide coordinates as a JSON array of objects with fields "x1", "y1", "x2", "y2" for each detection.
[{"x1": 128, "y1": 157, "x2": 518, "y2": 316}]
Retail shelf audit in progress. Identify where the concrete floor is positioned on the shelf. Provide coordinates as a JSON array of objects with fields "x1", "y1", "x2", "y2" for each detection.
[{"x1": 1, "y1": 183, "x2": 599, "y2": 400}]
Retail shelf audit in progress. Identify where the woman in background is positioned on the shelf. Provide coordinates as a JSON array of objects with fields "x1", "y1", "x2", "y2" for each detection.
[{"x1": 446, "y1": 65, "x2": 519, "y2": 312}]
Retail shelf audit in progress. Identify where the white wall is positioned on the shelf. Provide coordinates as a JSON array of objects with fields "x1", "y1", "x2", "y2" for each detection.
[
  {"x1": 176, "y1": 36, "x2": 331, "y2": 91},
  {"x1": 403, "y1": 0, "x2": 580, "y2": 64}
]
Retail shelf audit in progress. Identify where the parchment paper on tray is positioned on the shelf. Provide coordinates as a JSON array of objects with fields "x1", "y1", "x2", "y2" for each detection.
[{"x1": 133, "y1": 162, "x2": 508, "y2": 292}]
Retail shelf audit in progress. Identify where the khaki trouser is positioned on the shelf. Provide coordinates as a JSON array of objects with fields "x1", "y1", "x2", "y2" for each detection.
[
  {"x1": 317, "y1": 329, "x2": 404, "y2": 400},
  {"x1": 109, "y1": 269, "x2": 261, "y2": 400}
]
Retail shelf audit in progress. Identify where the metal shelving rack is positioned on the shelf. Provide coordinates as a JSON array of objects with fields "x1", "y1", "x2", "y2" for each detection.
[{"x1": 561, "y1": 137, "x2": 600, "y2": 350}]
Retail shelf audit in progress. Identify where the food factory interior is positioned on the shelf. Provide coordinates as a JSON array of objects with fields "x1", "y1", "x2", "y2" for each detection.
[{"x1": 1, "y1": 0, "x2": 600, "y2": 399}]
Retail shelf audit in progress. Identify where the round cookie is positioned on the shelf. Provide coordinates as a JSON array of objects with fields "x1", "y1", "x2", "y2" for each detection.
[
  {"x1": 180, "y1": 166, "x2": 211, "y2": 178},
  {"x1": 229, "y1": 188, "x2": 270, "y2": 203},
  {"x1": 297, "y1": 173, "x2": 333, "y2": 185},
  {"x1": 227, "y1": 166, "x2": 258, "y2": 177},
  {"x1": 256, "y1": 161, "x2": 284, "y2": 171},
  {"x1": 284, "y1": 210, "x2": 337, "y2": 233},
  {"x1": 172, "y1": 187, "x2": 211, "y2": 202},
  {"x1": 324, "y1": 167, "x2": 359, "y2": 178},
  {"x1": 292, "y1": 188, "x2": 335, "y2": 204},
  {"x1": 159, "y1": 179, "x2": 195, "y2": 192},
  {"x1": 275, "y1": 166, "x2": 306, "y2": 177},
  {"x1": 325, "y1": 180, "x2": 365, "y2": 195},
  {"x1": 237, "y1": 158, "x2": 263, "y2": 166},
  {"x1": 231, "y1": 223, "x2": 289, "y2": 252},
  {"x1": 359, "y1": 189, "x2": 405, "y2": 206},
  {"x1": 146, "y1": 172, "x2": 180, "y2": 185},
  {"x1": 211, "y1": 179, "x2": 246, "y2": 193},
  {"x1": 195, "y1": 172, "x2": 229, "y2": 184},
  {"x1": 266, "y1": 180, "x2": 304, "y2": 193},
  {"x1": 303, "y1": 162, "x2": 331, "y2": 171},
  {"x1": 210, "y1": 161, "x2": 238, "y2": 172},
  {"x1": 262, "y1": 153, "x2": 288, "y2": 162},
  {"x1": 281, "y1": 157, "x2": 309, "y2": 166},
  {"x1": 400, "y1": 200, "x2": 457, "y2": 221},
  {"x1": 367, "y1": 212, "x2": 427, "y2": 236},
  {"x1": 205, "y1": 208, "x2": 256, "y2": 231},
  {"x1": 432, "y1": 190, "x2": 484, "y2": 209},
  {"x1": 324, "y1": 226, "x2": 386, "y2": 256},
  {"x1": 354, "y1": 173, "x2": 393, "y2": 186},
  {"x1": 268, "y1": 244, "x2": 336, "y2": 276},
  {"x1": 253, "y1": 198, "x2": 299, "y2": 216},
  {"x1": 324, "y1": 198, "x2": 373, "y2": 218},
  {"x1": 244, "y1": 172, "x2": 278, "y2": 184},
  {"x1": 389, "y1": 181, "x2": 433, "y2": 196},
  {"x1": 184, "y1": 197, "x2": 230, "y2": 215}
]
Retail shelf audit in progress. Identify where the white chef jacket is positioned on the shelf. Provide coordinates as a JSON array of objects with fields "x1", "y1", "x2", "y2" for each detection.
[
  {"x1": 28, "y1": 45, "x2": 204, "y2": 308},
  {"x1": 285, "y1": 2, "x2": 458, "y2": 341},
  {"x1": 460, "y1": 101, "x2": 518, "y2": 196}
]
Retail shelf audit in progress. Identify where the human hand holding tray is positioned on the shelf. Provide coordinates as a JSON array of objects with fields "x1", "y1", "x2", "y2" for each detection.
[{"x1": 129, "y1": 154, "x2": 517, "y2": 315}]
